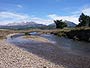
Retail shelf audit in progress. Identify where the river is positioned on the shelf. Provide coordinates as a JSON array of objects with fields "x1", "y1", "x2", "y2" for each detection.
[{"x1": 6, "y1": 33, "x2": 90, "y2": 68}]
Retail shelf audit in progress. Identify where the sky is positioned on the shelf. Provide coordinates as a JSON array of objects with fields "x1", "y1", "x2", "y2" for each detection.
[{"x1": 0, "y1": 0, "x2": 90, "y2": 25}]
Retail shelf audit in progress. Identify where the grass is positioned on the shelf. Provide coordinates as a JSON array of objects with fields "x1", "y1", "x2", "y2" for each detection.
[{"x1": 0, "y1": 27, "x2": 90, "y2": 41}]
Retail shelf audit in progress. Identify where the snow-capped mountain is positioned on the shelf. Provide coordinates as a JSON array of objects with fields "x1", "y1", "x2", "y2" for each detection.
[
  {"x1": 7, "y1": 21, "x2": 37, "y2": 26},
  {"x1": 0, "y1": 21, "x2": 47, "y2": 29}
]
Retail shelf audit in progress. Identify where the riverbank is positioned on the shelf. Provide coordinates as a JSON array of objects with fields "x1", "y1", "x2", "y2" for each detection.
[
  {"x1": 0, "y1": 40, "x2": 64, "y2": 68},
  {"x1": 0, "y1": 27, "x2": 90, "y2": 42},
  {"x1": 51, "y1": 27, "x2": 90, "y2": 42},
  {"x1": 65, "y1": 29, "x2": 90, "y2": 42}
]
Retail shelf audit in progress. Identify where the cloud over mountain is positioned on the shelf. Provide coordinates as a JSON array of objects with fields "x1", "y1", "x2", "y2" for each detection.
[
  {"x1": 48, "y1": 14, "x2": 79, "y2": 24},
  {"x1": 0, "y1": 6, "x2": 90, "y2": 25},
  {"x1": 0, "y1": 12, "x2": 30, "y2": 25}
]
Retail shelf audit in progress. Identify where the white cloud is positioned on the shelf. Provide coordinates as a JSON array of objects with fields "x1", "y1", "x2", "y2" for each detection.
[
  {"x1": 48, "y1": 14, "x2": 79, "y2": 24},
  {"x1": 17, "y1": 5, "x2": 23, "y2": 8},
  {"x1": 0, "y1": 11, "x2": 79, "y2": 25},
  {"x1": 1, "y1": 7, "x2": 89, "y2": 25},
  {"x1": 72, "y1": 7, "x2": 90, "y2": 16},
  {"x1": 48, "y1": 6, "x2": 90, "y2": 25},
  {"x1": 0, "y1": 12, "x2": 30, "y2": 25},
  {"x1": 0, "y1": 11, "x2": 53, "y2": 25},
  {"x1": 82, "y1": 7, "x2": 90, "y2": 15},
  {"x1": 30, "y1": 17, "x2": 53, "y2": 25},
  {"x1": 0, "y1": 12, "x2": 28, "y2": 19}
]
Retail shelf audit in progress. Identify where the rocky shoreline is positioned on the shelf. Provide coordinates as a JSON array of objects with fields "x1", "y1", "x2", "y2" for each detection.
[{"x1": 0, "y1": 40, "x2": 64, "y2": 68}]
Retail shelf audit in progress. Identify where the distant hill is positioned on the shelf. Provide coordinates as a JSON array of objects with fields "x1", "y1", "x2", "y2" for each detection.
[
  {"x1": 0, "y1": 22, "x2": 47, "y2": 30},
  {"x1": 47, "y1": 23, "x2": 56, "y2": 29},
  {"x1": 0, "y1": 20, "x2": 76, "y2": 30},
  {"x1": 49, "y1": 20, "x2": 76, "y2": 28},
  {"x1": 7, "y1": 21, "x2": 43, "y2": 27},
  {"x1": 64, "y1": 20, "x2": 76, "y2": 27}
]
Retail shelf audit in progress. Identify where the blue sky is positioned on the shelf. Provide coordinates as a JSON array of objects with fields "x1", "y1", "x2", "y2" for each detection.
[{"x1": 0, "y1": 0, "x2": 90, "y2": 25}]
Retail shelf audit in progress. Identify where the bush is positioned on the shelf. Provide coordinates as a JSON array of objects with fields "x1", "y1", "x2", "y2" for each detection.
[
  {"x1": 25, "y1": 32, "x2": 30, "y2": 35},
  {"x1": 54, "y1": 20, "x2": 67, "y2": 29}
]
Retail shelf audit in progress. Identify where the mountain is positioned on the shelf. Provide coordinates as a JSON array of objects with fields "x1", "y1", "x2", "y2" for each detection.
[
  {"x1": 0, "y1": 20, "x2": 76, "y2": 29},
  {"x1": 64, "y1": 20, "x2": 76, "y2": 27},
  {"x1": 47, "y1": 20, "x2": 76, "y2": 28},
  {"x1": 7, "y1": 22, "x2": 38, "y2": 26},
  {"x1": 47, "y1": 23, "x2": 56, "y2": 29},
  {"x1": 0, "y1": 22, "x2": 47, "y2": 30}
]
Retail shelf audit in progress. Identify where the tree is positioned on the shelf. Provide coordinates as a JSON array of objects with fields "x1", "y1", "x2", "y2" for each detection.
[
  {"x1": 78, "y1": 13, "x2": 86, "y2": 26},
  {"x1": 87, "y1": 16, "x2": 90, "y2": 27},
  {"x1": 77, "y1": 13, "x2": 90, "y2": 27},
  {"x1": 54, "y1": 20, "x2": 67, "y2": 29}
]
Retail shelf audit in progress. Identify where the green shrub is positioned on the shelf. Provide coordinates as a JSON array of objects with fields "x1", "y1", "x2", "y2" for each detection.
[{"x1": 25, "y1": 32, "x2": 29, "y2": 35}]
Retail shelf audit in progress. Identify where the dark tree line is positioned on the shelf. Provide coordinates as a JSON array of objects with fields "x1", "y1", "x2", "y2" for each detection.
[{"x1": 77, "y1": 13, "x2": 90, "y2": 27}]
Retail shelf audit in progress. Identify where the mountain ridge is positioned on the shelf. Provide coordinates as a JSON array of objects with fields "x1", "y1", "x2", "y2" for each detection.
[{"x1": 0, "y1": 20, "x2": 76, "y2": 29}]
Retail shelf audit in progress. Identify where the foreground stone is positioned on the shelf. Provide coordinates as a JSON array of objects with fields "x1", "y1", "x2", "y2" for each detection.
[{"x1": 0, "y1": 40, "x2": 64, "y2": 68}]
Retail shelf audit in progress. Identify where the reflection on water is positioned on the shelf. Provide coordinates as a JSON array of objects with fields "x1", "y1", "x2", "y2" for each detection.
[{"x1": 7, "y1": 33, "x2": 90, "y2": 57}]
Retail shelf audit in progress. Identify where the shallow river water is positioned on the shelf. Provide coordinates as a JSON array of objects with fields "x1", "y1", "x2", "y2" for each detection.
[{"x1": 6, "y1": 33, "x2": 90, "y2": 68}]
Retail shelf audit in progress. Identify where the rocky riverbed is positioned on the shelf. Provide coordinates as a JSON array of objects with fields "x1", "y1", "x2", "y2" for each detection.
[{"x1": 0, "y1": 40, "x2": 65, "y2": 68}]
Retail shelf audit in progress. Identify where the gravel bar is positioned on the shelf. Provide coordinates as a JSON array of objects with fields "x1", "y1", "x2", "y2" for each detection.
[{"x1": 0, "y1": 40, "x2": 64, "y2": 68}]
